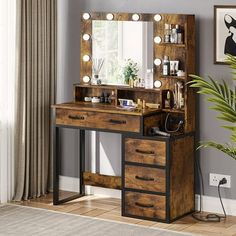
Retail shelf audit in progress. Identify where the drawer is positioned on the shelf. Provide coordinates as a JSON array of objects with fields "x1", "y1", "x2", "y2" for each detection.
[
  {"x1": 125, "y1": 138, "x2": 166, "y2": 166},
  {"x1": 124, "y1": 191, "x2": 166, "y2": 220},
  {"x1": 125, "y1": 165, "x2": 166, "y2": 193},
  {"x1": 56, "y1": 109, "x2": 140, "y2": 133}
]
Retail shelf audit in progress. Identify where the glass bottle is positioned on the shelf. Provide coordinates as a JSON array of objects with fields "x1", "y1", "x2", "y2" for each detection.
[
  {"x1": 145, "y1": 69, "x2": 153, "y2": 89},
  {"x1": 170, "y1": 25, "x2": 178, "y2": 43},
  {"x1": 164, "y1": 24, "x2": 171, "y2": 43},
  {"x1": 104, "y1": 92, "x2": 108, "y2": 103},
  {"x1": 163, "y1": 56, "x2": 170, "y2": 76},
  {"x1": 165, "y1": 91, "x2": 171, "y2": 108},
  {"x1": 100, "y1": 92, "x2": 105, "y2": 103},
  {"x1": 108, "y1": 91, "x2": 116, "y2": 106},
  {"x1": 176, "y1": 25, "x2": 183, "y2": 44}
]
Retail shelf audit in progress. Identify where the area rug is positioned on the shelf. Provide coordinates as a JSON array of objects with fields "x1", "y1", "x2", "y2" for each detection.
[{"x1": 0, "y1": 204, "x2": 193, "y2": 236}]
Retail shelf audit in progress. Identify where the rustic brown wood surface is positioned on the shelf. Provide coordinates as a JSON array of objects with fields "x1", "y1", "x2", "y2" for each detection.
[
  {"x1": 83, "y1": 172, "x2": 122, "y2": 190},
  {"x1": 125, "y1": 165, "x2": 166, "y2": 193},
  {"x1": 74, "y1": 84, "x2": 162, "y2": 93},
  {"x1": 80, "y1": 15, "x2": 92, "y2": 81},
  {"x1": 185, "y1": 15, "x2": 196, "y2": 132},
  {"x1": 53, "y1": 102, "x2": 160, "y2": 116},
  {"x1": 154, "y1": 14, "x2": 196, "y2": 133},
  {"x1": 170, "y1": 135, "x2": 195, "y2": 220},
  {"x1": 124, "y1": 191, "x2": 166, "y2": 220},
  {"x1": 143, "y1": 113, "x2": 165, "y2": 135},
  {"x1": 125, "y1": 138, "x2": 166, "y2": 166},
  {"x1": 73, "y1": 85, "x2": 162, "y2": 109},
  {"x1": 55, "y1": 108, "x2": 141, "y2": 132}
]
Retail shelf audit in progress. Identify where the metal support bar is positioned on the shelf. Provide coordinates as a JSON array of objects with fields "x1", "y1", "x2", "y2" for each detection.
[
  {"x1": 53, "y1": 125, "x2": 85, "y2": 205},
  {"x1": 53, "y1": 126, "x2": 59, "y2": 204},
  {"x1": 80, "y1": 129, "x2": 85, "y2": 195}
]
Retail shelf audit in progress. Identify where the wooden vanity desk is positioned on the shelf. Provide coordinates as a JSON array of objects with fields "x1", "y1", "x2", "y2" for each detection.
[{"x1": 52, "y1": 12, "x2": 196, "y2": 223}]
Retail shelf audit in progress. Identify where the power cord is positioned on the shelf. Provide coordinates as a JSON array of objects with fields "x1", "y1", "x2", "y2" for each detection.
[
  {"x1": 218, "y1": 178, "x2": 227, "y2": 219},
  {"x1": 164, "y1": 113, "x2": 183, "y2": 133},
  {"x1": 192, "y1": 156, "x2": 227, "y2": 222}
]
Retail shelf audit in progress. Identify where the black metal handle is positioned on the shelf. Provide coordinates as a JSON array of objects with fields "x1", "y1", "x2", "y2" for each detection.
[
  {"x1": 135, "y1": 175, "x2": 154, "y2": 181},
  {"x1": 108, "y1": 119, "x2": 126, "y2": 124},
  {"x1": 135, "y1": 202, "x2": 154, "y2": 208},
  {"x1": 68, "y1": 115, "x2": 85, "y2": 120},
  {"x1": 135, "y1": 149, "x2": 155, "y2": 155}
]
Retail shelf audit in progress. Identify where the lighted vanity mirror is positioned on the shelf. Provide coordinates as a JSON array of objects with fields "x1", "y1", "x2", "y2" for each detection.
[{"x1": 92, "y1": 20, "x2": 153, "y2": 85}]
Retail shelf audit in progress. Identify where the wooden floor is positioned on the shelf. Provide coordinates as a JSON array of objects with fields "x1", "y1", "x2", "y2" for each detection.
[{"x1": 14, "y1": 193, "x2": 236, "y2": 236}]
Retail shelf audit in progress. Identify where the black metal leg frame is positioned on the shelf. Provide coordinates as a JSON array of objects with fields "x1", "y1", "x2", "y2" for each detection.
[{"x1": 53, "y1": 125, "x2": 85, "y2": 205}]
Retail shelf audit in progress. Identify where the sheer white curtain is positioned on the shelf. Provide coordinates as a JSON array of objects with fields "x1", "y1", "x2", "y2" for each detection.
[{"x1": 0, "y1": 0, "x2": 16, "y2": 203}]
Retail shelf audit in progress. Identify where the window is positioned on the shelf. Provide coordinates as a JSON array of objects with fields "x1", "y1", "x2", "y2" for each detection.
[{"x1": 92, "y1": 20, "x2": 153, "y2": 85}]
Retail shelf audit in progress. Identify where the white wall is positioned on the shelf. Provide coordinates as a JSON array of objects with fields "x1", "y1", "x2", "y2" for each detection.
[{"x1": 0, "y1": 0, "x2": 16, "y2": 203}]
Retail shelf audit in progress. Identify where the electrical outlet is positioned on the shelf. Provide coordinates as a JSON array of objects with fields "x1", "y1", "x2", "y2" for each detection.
[{"x1": 209, "y1": 173, "x2": 231, "y2": 188}]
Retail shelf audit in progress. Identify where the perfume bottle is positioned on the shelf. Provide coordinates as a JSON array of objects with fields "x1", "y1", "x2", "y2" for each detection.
[
  {"x1": 165, "y1": 91, "x2": 171, "y2": 108},
  {"x1": 176, "y1": 25, "x2": 183, "y2": 44},
  {"x1": 108, "y1": 91, "x2": 116, "y2": 106}
]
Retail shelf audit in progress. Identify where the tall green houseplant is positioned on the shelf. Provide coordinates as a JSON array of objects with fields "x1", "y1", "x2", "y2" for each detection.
[{"x1": 189, "y1": 55, "x2": 236, "y2": 160}]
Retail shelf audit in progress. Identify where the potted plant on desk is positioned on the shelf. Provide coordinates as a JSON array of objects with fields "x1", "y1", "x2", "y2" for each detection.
[
  {"x1": 123, "y1": 59, "x2": 139, "y2": 87},
  {"x1": 189, "y1": 54, "x2": 236, "y2": 160}
]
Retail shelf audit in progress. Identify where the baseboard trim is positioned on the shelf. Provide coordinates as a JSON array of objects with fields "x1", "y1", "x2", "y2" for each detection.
[
  {"x1": 59, "y1": 176, "x2": 236, "y2": 216},
  {"x1": 195, "y1": 194, "x2": 236, "y2": 216},
  {"x1": 59, "y1": 176, "x2": 121, "y2": 199}
]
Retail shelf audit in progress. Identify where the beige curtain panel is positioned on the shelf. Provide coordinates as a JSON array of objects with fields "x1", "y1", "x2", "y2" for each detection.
[{"x1": 14, "y1": 0, "x2": 57, "y2": 201}]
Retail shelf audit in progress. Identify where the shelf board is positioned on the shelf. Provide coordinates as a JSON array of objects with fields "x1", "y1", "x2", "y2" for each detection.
[
  {"x1": 160, "y1": 75, "x2": 186, "y2": 80},
  {"x1": 157, "y1": 43, "x2": 186, "y2": 48},
  {"x1": 74, "y1": 84, "x2": 161, "y2": 93},
  {"x1": 162, "y1": 108, "x2": 185, "y2": 114},
  {"x1": 52, "y1": 101, "x2": 162, "y2": 116}
]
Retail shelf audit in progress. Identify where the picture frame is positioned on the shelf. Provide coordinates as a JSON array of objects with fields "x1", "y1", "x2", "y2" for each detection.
[{"x1": 214, "y1": 5, "x2": 236, "y2": 64}]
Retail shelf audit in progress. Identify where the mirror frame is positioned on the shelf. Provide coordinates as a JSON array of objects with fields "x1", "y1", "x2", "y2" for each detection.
[{"x1": 80, "y1": 12, "x2": 164, "y2": 85}]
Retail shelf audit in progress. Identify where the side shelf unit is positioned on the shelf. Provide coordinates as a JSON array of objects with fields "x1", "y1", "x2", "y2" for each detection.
[{"x1": 153, "y1": 14, "x2": 196, "y2": 132}]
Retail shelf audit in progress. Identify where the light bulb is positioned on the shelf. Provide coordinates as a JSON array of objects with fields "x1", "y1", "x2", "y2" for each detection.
[
  {"x1": 106, "y1": 13, "x2": 114, "y2": 20},
  {"x1": 154, "y1": 14, "x2": 162, "y2": 22},
  {"x1": 154, "y1": 36, "x2": 162, "y2": 44},
  {"x1": 83, "y1": 76, "x2": 90, "y2": 83},
  {"x1": 82, "y1": 13, "x2": 90, "y2": 20},
  {"x1": 154, "y1": 58, "x2": 162, "y2": 66},
  {"x1": 83, "y1": 55, "x2": 90, "y2": 62},
  {"x1": 132, "y1": 14, "x2": 140, "y2": 21},
  {"x1": 83, "y1": 34, "x2": 90, "y2": 41}
]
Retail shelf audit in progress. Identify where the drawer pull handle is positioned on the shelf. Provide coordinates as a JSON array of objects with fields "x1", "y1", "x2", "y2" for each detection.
[
  {"x1": 135, "y1": 175, "x2": 154, "y2": 181},
  {"x1": 135, "y1": 202, "x2": 154, "y2": 208},
  {"x1": 135, "y1": 149, "x2": 155, "y2": 155},
  {"x1": 109, "y1": 119, "x2": 126, "y2": 124},
  {"x1": 68, "y1": 115, "x2": 85, "y2": 120}
]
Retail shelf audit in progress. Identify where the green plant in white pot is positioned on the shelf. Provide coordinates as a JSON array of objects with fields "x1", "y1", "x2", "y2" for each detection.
[
  {"x1": 123, "y1": 59, "x2": 139, "y2": 85},
  {"x1": 189, "y1": 54, "x2": 236, "y2": 160}
]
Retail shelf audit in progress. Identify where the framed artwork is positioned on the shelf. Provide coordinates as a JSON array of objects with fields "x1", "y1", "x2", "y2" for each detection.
[{"x1": 214, "y1": 5, "x2": 236, "y2": 64}]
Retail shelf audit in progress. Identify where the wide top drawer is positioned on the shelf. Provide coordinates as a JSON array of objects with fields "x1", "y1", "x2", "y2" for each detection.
[
  {"x1": 125, "y1": 138, "x2": 166, "y2": 166},
  {"x1": 55, "y1": 108, "x2": 141, "y2": 133}
]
